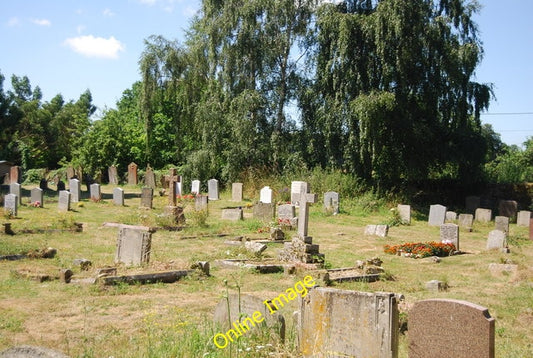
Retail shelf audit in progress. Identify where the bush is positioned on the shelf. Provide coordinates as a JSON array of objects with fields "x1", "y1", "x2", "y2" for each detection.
[{"x1": 23, "y1": 168, "x2": 47, "y2": 184}]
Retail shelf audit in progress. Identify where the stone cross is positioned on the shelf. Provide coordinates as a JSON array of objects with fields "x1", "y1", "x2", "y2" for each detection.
[
  {"x1": 297, "y1": 189, "x2": 317, "y2": 239},
  {"x1": 167, "y1": 168, "x2": 179, "y2": 206}
]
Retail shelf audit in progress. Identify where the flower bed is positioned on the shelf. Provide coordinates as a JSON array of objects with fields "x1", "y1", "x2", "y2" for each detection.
[{"x1": 384, "y1": 241, "x2": 456, "y2": 258}]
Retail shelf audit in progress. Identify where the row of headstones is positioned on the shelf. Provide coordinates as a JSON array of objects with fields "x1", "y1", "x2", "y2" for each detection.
[
  {"x1": 428, "y1": 204, "x2": 532, "y2": 227},
  {"x1": 465, "y1": 196, "x2": 522, "y2": 218}
]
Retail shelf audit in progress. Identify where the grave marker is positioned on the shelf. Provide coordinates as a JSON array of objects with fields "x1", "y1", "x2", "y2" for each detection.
[
  {"x1": 69, "y1": 179, "x2": 81, "y2": 203},
  {"x1": 90, "y1": 183, "x2": 101, "y2": 201},
  {"x1": 4, "y1": 193, "x2": 17, "y2": 216},
  {"x1": 440, "y1": 223, "x2": 459, "y2": 250},
  {"x1": 9, "y1": 165, "x2": 21, "y2": 184},
  {"x1": 113, "y1": 188, "x2": 124, "y2": 206},
  {"x1": 397, "y1": 204, "x2": 411, "y2": 224},
  {"x1": 231, "y1": 182, "x2": 243, "y2": 201},
  {"x1": 458, "y1": 214, "x2": 473, "y2": 231},
  {"x1": 115, "y1": 225, "x2": 152, "y2": 266},
  {"x1": 58, "y1": 191, "x2": 71, "y2": 212},
  {"x1": 259, "y1": 186, "x2": 273, "y2": 204},
  {"x1": 428, "y1": 204, "x2": 447, "y2": 226},
  {"x1": 324, "y1": 191, "x2": 340, "y2": 214},
  {"x1": 195, "y1": 195, "x2": 208, "y2": 211},
  {"x1": 166, "y1": 168, "x2": 179, "y2": 206},
  {"x1": 498, "y1": 200, "x2": 517, "y2": 219},
  {"x1": 298, "y1": 190, "x2": 317, "y2": 239},
  {"x1": 494, "y1": 216, "x2": 509, "y2": 235},
  {"x1": 475, "y1": 208, "x2": 492, "y2": 223},
  {"x1": 221, "y1": 208, "x2": 243, "y2": 221},
  {"x1": 291, "y1": 181, "x2": 308, "y2": 206},
  {"x1": 517, "y1": 211, "x2": 531, "y2": 227},
  {"x1": 140, "y1": 187, "x2": 153, "y2": 209},
  {"x1": 278, "y1": 204, "x2": 297, "y2": 227},
  {"x1": 208, "y1": 179, "x2": 219, "y2": 200},
  {"x1": 30, "y1": 188, "x2": 44, "y2": 207},
  {"x1": 108, "y1": 165, "x2": 118, "y2": 185},
  {"x1": 145, "y1": 165, "x2": 156, "y2": 189},
  {"x1": 127, "y1": 162, "x2": 138, "y2": 185},
  {"x1": 191, "y1": 180, "x2": 201, "y2": 195},
  {"x1": 486, "y1": 230, "x2": 506, "y2": 250},
  {"x1": 9, "y1": 182, "x2": 22, "y2": 204},
  {"x1": 253, "y1": 202, "x2": 275, "y2": 222},
  {"x1": 445, "y1": 211, "x2": 457, "y2": 222}
]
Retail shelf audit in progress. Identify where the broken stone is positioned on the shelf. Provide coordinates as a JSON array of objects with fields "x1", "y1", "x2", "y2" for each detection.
[
  {"x1": 59, "y1": 269, "x2": 73, "y2": 283},
  {"x1": 270, "y1": 227, "x2": 285, "y2": 241},
  {"x1": 73, "y1": 258, "x2": 92, "y2": 271},
  {"x1": 425, "y1": 280, "x2": 448, "y2": 291},
  {"x1": 244, "y1": 241, "x2": 267, "y2": 255}
]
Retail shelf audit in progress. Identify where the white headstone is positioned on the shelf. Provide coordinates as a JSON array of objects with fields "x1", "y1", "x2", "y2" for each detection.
[
  {"x1": 30, "y1": 188, "x2": 44, "y2": 207},
  {"x1": 9, "y1": 183, "x2": 22, "y2": 204},
  {"x1": 208, "y1": 179, "x2": 219, "y2": 200},
  {"x1": 428, "y1": 204, "x2": 447, "y2": 226},
  {"x1": 90, "y1": 183, "x2": 101, "y2": 201},
  {"x1": 4, "y1": 193, "x2": 17, "y2": 216},
  {"x1": 69, "y1": 179, "x2": 81, "y2": 202},
  {"x1": 191, "y1": 180, "x2": 201, "y2": 194},
  {"x1": 291, "y1": 181, "x2": 308, "y2": 206},
  {"x1": 113, "y1": 188, "x2": 124, "y2": 206},
  {"x1": 58, "y1": 191, "x2": 71, "y2": 212},
  {"x1": 486, "y1": 230, "x2": 506, "y2": 250},
  {"x1": 260, "y1": 186, "x2": 273, "y2": 204},
  {"x1": 517, "y1": 211, "x2": 531, "y2": 227}
]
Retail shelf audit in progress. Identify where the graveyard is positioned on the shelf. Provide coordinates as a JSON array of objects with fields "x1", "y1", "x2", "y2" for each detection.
[{"x1": 1, "y1": 178, "x2": 532, "y2": 358}]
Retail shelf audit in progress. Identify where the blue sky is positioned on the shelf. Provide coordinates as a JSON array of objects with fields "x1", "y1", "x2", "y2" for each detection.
[{"x1": 1, "y1": 0, "x2": 531, "y2": 147}]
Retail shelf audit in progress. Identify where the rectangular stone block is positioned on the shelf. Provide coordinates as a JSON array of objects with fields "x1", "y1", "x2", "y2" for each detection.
[
  {"x1": 195, "y1": 195, "x2": 208, "y2": 211},
  {"x1": 486, "y1": 230, "x2": 506, "y2": 250},
  {"x1": 458, "y1": 214, "x2": 473, "y2": 231},
  {"x1": 440, "y1": 223, "x2": 459, "y2": 251},
  {"x1": 494, "y1": 216, "x2": 509, "y2": 235},
  {"x1": 90, "y1": 183, "x2": 101, "y2": 201},
  {"x1": 397, "y1": 204, "x2": 411, "y2": 224},
  {"x1": 517, "y1": 211, "x2": 531, "y2": 227},
  {"x1": 115, "y1": 225, "x2": 152, "y2": 266},
  {"x1": 4, "y1": 193, "x2": 17, "y2": 216},
  {"x1": 69, "y1": 179, "x2": 81, "y2": 202},
  {"x1": 140, "y1": 187, "x2": 153, "y2": 208},
  {"x1": 498, "y1": 200, "x2": 517, "y2": 219},
  {"x1": 231, "y1": 182, "x2": 243, "y2": 202},
  {"x1": 191, "y1": 180, "x2": 201, "y2": 195},
  {"x1": 253, "y1": 202, "x2": 275, "y2": 222},
  {"x1": 58, "y1": 191, "x2": 71, "y2": 212},
  {"x1": 113, "y1": 188, "x2": 124, "y2": 206},
  {"x1": 324, "y1": 191, "x2": 340, "y2": 214},
  {"x1": 221, "y1": 208, "x2": 243, "y2": 221},
  {"x1": 428, "y1": 204, "x2": 447, "y2": 226},
  {"x1": 30, "y1": 188, "x2": 44, "y2": 207},
  {"x1": 475, "y1": 208, "x2": 492, "y2": 223},
  {"x1": 208, "y1": 179, "x2": 219, "y2": 200}
]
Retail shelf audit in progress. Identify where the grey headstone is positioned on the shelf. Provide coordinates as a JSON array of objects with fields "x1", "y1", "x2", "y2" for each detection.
[
  {"x1": 324, "y1": 191, "x2": 340, "y2": 214},
  {"x1": 108, "y1": 165, "x2": 118, "y2": 185},
  {"x1": 475, "y1": 208, "x2": 492, "y2": 223},
  {"x1": 364, "y1": 225, "x2": 377, "y2": 236},
  {"x1": 221, "y1": 208, "x2": 243, "y2": 221},
  {"x1": 30, "y1": 188, "x2": 44, "y2": 207},
  {"x1": 144, "y1": 166, "x2": 156, "y2": 189},
  {"x1": 458, "y1": 214, "x2": 473, "y2": 231},
  {"x1": 4, "y1": 194, "x2": 17, "y2": 216},
  {"x1": 291, "y1": 181, "x2": 309, "y2": 206},
  {"x1": 375, "y1": 225, "x2": 389, "y2": 238},
  {"x1": 191, "y1": 180, "x2": 201, "y2": 194},
  {"x1": 253, "y1": 202, "x2": 275, "y2": 222},
  {"x1": 195, "y1": 195, "x2": 208, "y2": 211},
  {"x1": 68, "y1": 179, "x2": 81, "y2": 203},
  {"x1": 58, "y1": 191, "x2": 71, "y2": 212},
  {"x1": 297, "y1": 190, "x2": 317, "y2": 239},
  {"x1": 259, "y1": 186, "x2": 273, "y2": 204},
  {"x1": 494, "y1": 216, "x2": 509, "y2": 235},
  {"x1": 9, "y1": 183, "x2": 22, "y2": 204},
  {"x1": 465, "y1": 196, "x2": 480, "y2": 214},
  {"x1": 113, "y1": 188, "x2": 124, "y2": 206},
  {"x1": 440, "y1": 223, "x2": 459, "y2": 250},
  {"x1": 244, "y1": 241, "x2": 267, "y2": 254},
  {"x1": 278, "y1": 204, "x2": 297, "y2": 227},
  {"x1": 428, "y1": 204, "x2": 447, "y2": 226},
  {"x1": 425, "y1": 280, "x2": 447, "y2": 292},
  {"x1": 140, "y1": 187, "x2": 153, "y2": 209},
  {"x1": 115, "y1": 225, "x2": 152, "y2": 266},
  {"x1": 445, "y1": 211, "x2": 457, "y2": 222},
  {"x1": 90, "y1": 183, "x2": 101, "y2": 201},
  {"x1": 231, "y1": 182, "x2": 243, "y2": 201},
  {"x1": 486, "y1": 230, "x2": 506, "y2": 250},
  {"x1": 208, "y1": 179, "x2": 219, "y2": 200},
  {"x1": 498, "y1": 200, "x2": 517, "y2": 219},
  {"x1": 517, "y1": 211, "x2": 531, "y2": 227},
  {"x1": 397, "y1": 204, "x2": 411, "y2": 224}
]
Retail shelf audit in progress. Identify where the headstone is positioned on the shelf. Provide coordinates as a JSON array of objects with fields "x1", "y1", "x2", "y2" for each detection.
[
  {"x1": 69, "y1": 179, "x2": 81, "y2": 203},
  {"x1": 4, "y1": 193, "x2": 17, "y2": 216},
  {"x1": 278, "y1": 204, "x2": 297, "y2": 227},
  {"x1": 440, "y1": 223, "x2": 459, "y2": 250},
  {"x1": 253, "y1": 202, "x2": 275, "y2": 222},
  {"x1": 9, "y1": 182, "x2": 22, "y2": 204},
  {"x1": 208, "y1": 179, "x2": 219, "y2": 200},
  {"x1": 517, "y1": 211, "x2": 531, "y2": 227},
  {"x1": 195, "y1": 195, "x2": 208, "y2": 211},
  {"x1": 231, "y1": 182, "x2": 243, "y2": 201},
  {"x1": 445, "y1": 211, "x2": 457, "y2": 222},
  {"x1": 458, "y1": 214, "x2": 473, "y2": 231},
  {"x1": 486, "y1": 230, "x2": 506, "y2": 250},
  {"x1": 30, "y1": 188, "x2": 44, "y2": 207},
  {"x1": 56, "y1": 180, "x2": 65, "y2": 191},
  {"x1": 113, "y1": 188, "x2": 124, "y2": 206},
  {"x1": 494, "y1": 216, "x2": 509, "y2": 235},
  {"x1": 191, "y1": 180, "x2": 201, "y2": 195},
  {"x1": 425, "y1": 280, "x2": 447, "y2": 292},
  {"x1": 140, "y1": 187, "x2": 153, "y2": 209},
  {"x1": 299, "y1": 287, "x2": 398, "y2": 358},
  {"x1": 408, "y1": 299, "x2": 495, "y2": 358},
  {"x1": 58, "y1": 191, "x2": 71, "y2": 212},
  {"x1": 167, "y1": 169, "x2": 179, "y2": 206},
  {"x1": 108, "y1": 165, "x2": 118, "y2": 185},
  {"x1": 9, "y1": 165, "x2": 21, "y2": 184},
  {"x1": 244, "y1": 241, "x2": 267, "y2": 254},
  {"x1": 90, "y1": 183, "x2": 101, "y2": 201},
  {"x1": 465, "y1": 196, "x2": 480, "y2": 214},
  {"x1": 498, "y1": 200, "x2": 517, "y2": 219},
  {"x1": 291, "y1": 181, "x2": 309, "y2": 206},
  {"x1": 397, "y1": 204, "x2": 411, "y2": 224},
  {"x1": 475, "y1": 208, "x2": 492, "y2": 223},
  {"x1": 259, "y1": 186, "x2": 273, "y2": 204},
  {"x1": 221, "y1": 208, "x2": 243, "y2": 221},
  {"x1": 115, "y1": 224, "x2": 152, "y2": 266},
  {"x1": 428, "y1": 204, "x2": 447, "y2": 226},
  {"x1": 127, "y1": 162, "x2": 138, "y2": 185},
  {"x1": 324, "y1": 191, "x2": 340, "y2": 214},
  {"x1": 375, "y1": 225, "x2": 389, "y2": 238},
  {"x1": 145, "y1": 165, "x2": 156, "y2": 189},
  {"x1": 364, "y1": 225, "x2": 377, "y2": 236},
  {"x1": 297, "y1": 190, "x2": 317, "y2": 239}
]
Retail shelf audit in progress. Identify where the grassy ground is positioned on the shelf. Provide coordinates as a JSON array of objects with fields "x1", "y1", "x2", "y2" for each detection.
[{"x1": 1, "y1": 184, "x2": 532, "y2": 357}]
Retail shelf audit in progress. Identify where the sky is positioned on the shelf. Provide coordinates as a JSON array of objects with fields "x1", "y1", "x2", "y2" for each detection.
[{"x1": 1, "y1": 0, "x2": 532, "y2": 147}]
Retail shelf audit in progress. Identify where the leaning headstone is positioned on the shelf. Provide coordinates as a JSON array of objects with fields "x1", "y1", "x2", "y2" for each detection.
[
  {"x1": 397, "y1": 204, "x2": 411, "y2": 224},
  {"x1": 30, "y1": 188, "x2": 44, "y2": 207},
  {"x1": 69, "y1": 179, "x2": 81, "y2": 203},
  {"x1": 259, "y1": 186, "x2": 273, "y2": 204},
  {"x1": 115, "y1": 224, "x2": 152, "y2": 266},
  {"x1": 298, "y1": 287, "x2": 398, "y2": 358},
  {"x1": 113, "y1": 188, "x2": 124, "y2": 206},
  {"x1": 140, "y1": 187, "x2": 153, "y2": 209},
  {"x1": 9, "y1": 165, "x2": 22, "y2": 184},
  {"x1": 90, "y1": 183, "x2": 101, "y2": 201},
  {"x1": 144, "y1": 165, "x2": 156, "y2": 189},
  {"x1": 375, "y1": 225, "x2": 389, "y2": 238},
  {"x1": 4, "y1": 194, "x2": 17, "y2": 216},
  {"x1": 9, "y1": 182, "x2": 22, "y2": 204},
  {"x1": 253, "y1": 202, "x2": 275, "y2": 222},
  {"x1": 191, "y1": 180, "x2": 201, "y2": 195},
  {"x1": 428, "y1": 204, "x2": 447, "y2": 226},
  {"x1": 408, "y1": 299, "x2": 495, "y2": 358},
  {"x1": 208, "y1": 179, "x2": 219, "y2": 200},
  {"x1": 465, "y1": 196, "x2": 480, "y2": 214},
  {"x1": 445, "y1": 211, "x2": 457, "y2": 222},
  {"x1": 291, "y1": 181, "x2": 308, "y2": 206},
  {"x1": 458, "y1": 214, "x2": 473, "y2": 232},
  {"x1": 498, "y1": 200, "x2": 517, "y2": 219},
  {"x1": 58, "y1": 191, "x2": 71, "y2": 212},
  {"x1": 440, "y1": 223, "x2": 459, "y2": 250},
  {"x1": 475, "y1": 208, "x2": 492, "y2": 223},
  {"x1": 221, "y1": 208, "x2": 243, "y2": 221},
  {"x1": 127, "y1": 162, "x2": 138, "y2": 185},
  {"x1": 108, "y1": 165, "x2": 118, "y2": 185},
  {"x1": 324, "y1": 191, "x2": 340, "y2": 214},
  {"x1": 195, "y1": 195, "x2": 208, "y2": 211},
  {"x1": 486, "y1": 230, "x2": 506, "y2": 250},
  {"x1": 231, "y1": 182, "x2": 243, "y2": 202},
  {"x1": 494, "y1": 216, "x2": 509, "y2": 235},
  {"x1": 517, "y1": 211, "x2": 531, "y2": 227}
]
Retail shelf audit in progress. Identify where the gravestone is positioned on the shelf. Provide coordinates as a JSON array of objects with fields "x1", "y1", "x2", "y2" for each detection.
[
  {"x1": 195, "y1": 195, "x2": 208, "y2": 211},
  {"x1": 297, "y1": 191, "x2": 317, "y2": 239},
  {"x1": 9, "y1": 182, "x2": 22, "y2": 204},
  {"x1": 498, "y1": 200, "x2": 517, "y2": 219},
  {"x1": 127, "y1": 162, "x2": 138, "y2": 185},
  {"x1": 4, "y1": 193, "x2": 17, "y2": 216},
  {"x1": 191, "y1": 180, "x2": 201, "y2": 195},
  {"x1": 475, "y1": 208, "x2": 492, "y2": 223},
  {"x1": 166, "y1": 169, "x2": 179, "y2": 206},
  {"x1": 140, "y1": 187, "x2": 153, "y2": 209},
  {"x1": 145, "y1": 165, "x2": 156, "y2": 189},
  {"x1": 445, "y1": 211, "x2": 457, "y2": 222},
  {"x1": 324, "y1": 191, "x2": 340, "y2": 214},
  {"x1": 458, "y1": 214, "x2": 473, "y2": 231},
  {"x1": 113, "y1": 188, "x2": 124, "y2": 206},
  {"x1": 299, "y1": 287, "x2": 398, "y2": 358},
  {"x1": 278, "y1": 204, "x2": 297, "y2": 227},
  {"x1": 291, "y1": 181, "x2": 309, "y2": 206},
  {"x1": 408, "y1": 299, "x2": 495, "y2": 358},
  {"x1": 115, "y1": 224, "x2": 152, "y2": 266},
  {"x1": 465, "y1": 196, "x2": 480, "y2": 214},
  {"x1": 428, "y1": 204, "x2": 447, "y2": 226},
  {"x1": 90, "y1": 183, "x2": 101, "y2": 201},
  {"x1": 440, "y1": 223, "x2": 459, "y2": 250},
  {"x1": 108, "y1": 165, "x2": 118, "y2": 185},
  {"x1": 30, "y1": 188, "x2": 44, "y2": 207},
  {"x1": 9, "y1": 165, "x2": 21, "y2": 184},
  {"x1": 397, "y1": 204, "x2": 411, "y2": 224},
  {"x1": 208, "y1": 179, "x2": 219, "y2": 200},
  {"x1": 486, "y1": 230, "x2": 506, "y2": 250},
  {"x1": 494, "y1": 216, "x2": 509, "y2": 235},
  {"x1": 231, "y1": 182, "x2": 243, "y2": 201},
  {"x1": 517, "y1": 211, "x2": 531, "y2": 227},
  {"x1": 221, "y1": 208, "x2": 243, "y2": 221},
  {"x1": 69, "y1": 179, "x2": 81, "y2": 203},
  {"x1": 364, "y1": 225, "x2": 378, "y2": 236},
  {"x1": 259, "y1": 186, "x2": 273, "y2": 204},
  {"x1": 375, "y1": 225, "x2": 389, "y2": 237},
  {"x1": 253, "y1": 202, "x2": 275, "y2": 222},
  {"x1": 58, "y1": 191, "x2": 71, "y2": 212}
]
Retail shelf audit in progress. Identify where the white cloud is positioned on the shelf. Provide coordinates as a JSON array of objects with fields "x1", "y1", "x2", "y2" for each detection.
[
  {"x1": 64, "y1": 35, "x2": 125, "y2": 59},
  {"x1": 31, "y1": 18, "x2": 51, "y2": 26},
  {"x1": 7, "y1": 17, "x2": 20, "y2": 27},
  {"x1": 103, "y1": 8, "x2": 115, "y2": 17}
]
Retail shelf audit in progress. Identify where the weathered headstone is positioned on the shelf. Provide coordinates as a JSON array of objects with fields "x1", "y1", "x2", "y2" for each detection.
[
  {"x1": 113, "y1": 188, "x2": 124, "y2": 206},
  {"x1": 69, "y1": 179, "x2": 81, "y2": 203},
  {"x1": 4, "y1": 193, "x2": 17, "y2": 216},
  {"x1": 494, "y1": 216, "x2": 509, "y2": 235},
  {"x1": 115, "y1": 225, "x2": 152, "y2": 266},
  {"x1": 498, "y1": 200, "x2": 517, "y2": 219},
  {"x1": 208, "y1": 179, "x2": 219, "y2": 200},
  {"x1": 195, "y1": 195, "x2": 208, "y2": 211},
  {"x1": 191, "y1": 180, "x2": 201, "y2": 195},
  {"x1": 324, "y1": 191, "x2": 340, "y2": 214},
  {"x1": 297, "y1": 191, "x2": 317, "y2": 239},
  {"x1": 30, "y1": 188, "x2": 44, "y2": 207},
  {"x1": 517, "y1": 211, "x2": 531, "y2": 227},
  {"x1": 58, "y1": 191, "x2": 71, "y2": 212},
  {"x1": 127, "y1": 162, "x2": 138, "y2": 185},
  {"x1": 428, "y1": 204, "x2": 447, "y2": 226},
  {"x1": 231, "y1": 182, "x2": 243, "y2": 202},
  {"x1": 445, "y1": 211, "x2": 457, "y2": 222},
  {"x1": 108, "y1": 165, "x2": 118, "y2": 185},
  {"x1": 475, "y1": 208, "x2": 492, "y2": 223},
  {"x1": 364, "y1": 225, "x2": 377, "y2": 236},
  {"x1": 140, "y1": 187, "x2": 153, "y2": 209},
  {"x1": 440, "y1": 223, "x2": 459, "y2": 250},
  {"x1": 408, "y1": 299, "x2": 495, "y2": 358},
  {"x1": 166, "y1": 169, "x2": 179, "y2": 206},
  {"x1": 486, "y1": 230, "x2": 506, "y2": 250},
  {"x1": 9, "y1": 165, "x2": 21, "y2": 184},
  {"x1": 253, "y1": 202, "x2": 275, "y2": 222},
  {"x1": 458, "y1": 213, "x2": 473, "y2": 231},
  {"x1": 299, "y1": 287, "x2": 398, "y2": 358},
  {"x1": 9, "y1": 182, "x2": 22, "y2": 204},
  {"x1": 465, "y1": 196, "x2": 480, "y2": 214},
  {"x1": 90, "y1": 183, "x2": 101, "y2": 201},
  {"x1": 278, "y1": 204, "x2": 297, "y2": 227},
  {"x1": 221, "y1": 208, "x2": 243, "y2": 221},
  {"x1": 144, "y1": 165, "x2": 156, "y2": 189},
  {"x1": 397, "y1": 204, "x2": 411, "y2": 224},
  {"x1": 375, "y1": 225, "x2": 389, "y2": 238},
  {"x1": 259, "y1": 186, "x2": 273, "y2": 204},
  {"x1": 291, "y1": 181, "x2": 309, "y2": 206}
]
